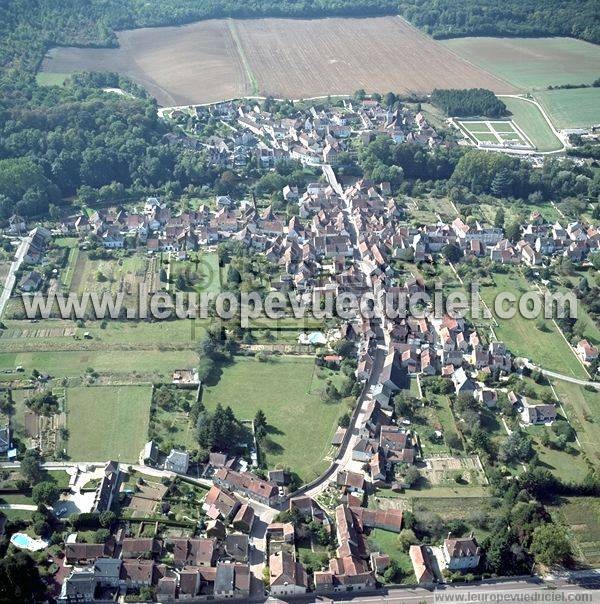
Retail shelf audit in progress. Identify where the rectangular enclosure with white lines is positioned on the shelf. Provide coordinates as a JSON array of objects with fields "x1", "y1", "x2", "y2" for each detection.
[{"x1": 456, "y1": 118, "x2": 535, "y2": 150}]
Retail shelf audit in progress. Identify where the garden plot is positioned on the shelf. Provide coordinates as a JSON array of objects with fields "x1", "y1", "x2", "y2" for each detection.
[
  {"x1": 71, "y1": 251, "x2": 157, "y2": 305},
  {"x1": 457, "y1": 119, "x2": 534, "y2": 150},
  {"x1": 421, "y1": 455, "x2": 488, "y2": 486}
]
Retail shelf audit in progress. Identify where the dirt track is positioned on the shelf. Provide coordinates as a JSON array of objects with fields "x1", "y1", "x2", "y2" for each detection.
[{"x1": 40, "y1": 16, "x2": 516, "y2": 106}]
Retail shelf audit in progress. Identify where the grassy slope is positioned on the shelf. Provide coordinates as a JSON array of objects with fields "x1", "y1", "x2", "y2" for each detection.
[
  {"x1": 440, "y1": 37, "x2": 600, "y2": 90},
  {"x1": 535, "y1": 88, "x2": 600, "y2": 129},
  {"x1": 552, "y1": 381, "x2": 600, "y2": 467},
  {"x1": 201, "y1": 356, "x2": 344, "y2": 483},
  {"x1": 501, "y1": 96, "x2": 562, "y2": 152},
  {"x1": 479, "y1": 271, "x2": 587, "y2": 378},
  {"x1": 66, "y1": 385, "x2": 152, "y2": 461}
]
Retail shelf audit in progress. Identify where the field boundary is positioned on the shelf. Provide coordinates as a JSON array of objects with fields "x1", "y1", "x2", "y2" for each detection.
[{"x1": 227, "y1": 19, "x2": 259, "y2": 96}]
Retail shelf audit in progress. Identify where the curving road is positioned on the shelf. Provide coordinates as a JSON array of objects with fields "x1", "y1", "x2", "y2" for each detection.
[
  {"x1": 523, "y1": 360, "x2": 600, "y2": 389},
  {"x1": 289, "y1": 165, "x2": 387, "y2": 502}
]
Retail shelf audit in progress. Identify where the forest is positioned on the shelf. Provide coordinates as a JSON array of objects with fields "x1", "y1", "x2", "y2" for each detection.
[
  {"x1": 430, "y1": 88, "x2": 507, "y2": 118},
  {"x1": 0, "y1": 72, "x2": 222, "y2": 219},
  {"x1": 398, "y1": 0, "x2": 600, "y2": 44}
]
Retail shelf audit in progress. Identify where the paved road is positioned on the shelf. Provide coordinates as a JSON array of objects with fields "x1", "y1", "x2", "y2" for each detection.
[
  {"x1": 522, "y1": 360, "x2": 600, "y2": 389},
  {"x1": 295, "y1": 165, "x2": 386, "y2": 501},
  {"x1": 266, "y1": 575, "x2": 600, "y2": 603}
]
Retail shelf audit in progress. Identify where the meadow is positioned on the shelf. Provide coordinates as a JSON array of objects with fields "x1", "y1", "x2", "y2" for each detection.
[
  {"x1": 65, "y1": 385, "x2": 152, "y2": 462},
  {"x1": 201, "y1": 355, "x2": 345, "y2": 483},
  {"x1": 478, "y1": 270, "x2": 587, "y2": 379},
  {"x1": 552, "y1": 381, "x2": 600, "y2": 467},
  {"x1": 0, "y1": 318, "x2": 206, "y2": 353},
  {"x1": 500, "y1": 96, "x2": 563, "y2": 152},
  {"x1": 535, "y1": 88, "x2": 600, "y2": 129},
  {"x1": 0, "y1": 349, "x2": 197, "y2": 382},
  {"x1": 441, "y1": 37, "x2": 600, "y2": 90}
]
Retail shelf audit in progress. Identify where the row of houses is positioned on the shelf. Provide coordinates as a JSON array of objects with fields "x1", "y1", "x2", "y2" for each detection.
[{"x1": 165, "y1": 98, "x2": 444, "y2": 171}]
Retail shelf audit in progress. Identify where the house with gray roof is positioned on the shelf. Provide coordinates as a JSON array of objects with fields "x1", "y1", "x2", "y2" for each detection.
[{"x1": 164, "y1": 449, "x2": 189, "y2": 474}]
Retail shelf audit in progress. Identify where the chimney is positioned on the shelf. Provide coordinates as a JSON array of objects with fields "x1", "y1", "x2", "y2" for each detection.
[{"x1": 447, "y1": 531, "x2": 452, "y2": 540}]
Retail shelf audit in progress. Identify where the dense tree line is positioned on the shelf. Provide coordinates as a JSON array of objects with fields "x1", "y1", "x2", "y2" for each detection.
[
  {"x1": 0, "y1": 551, "x2": 46, "y2": 603},
  {"x1": 430, "y1": 88, "x2": 507, "y2": 118},
  {"x1": 358, "y1": 135, "x2": 599, "y2": 202},
  {"x1": 398, "y1": 0, "x2": 600, "y2": 45},
  {"x1": 359, "y1": 137, "x2": 463, "y2": 186}
]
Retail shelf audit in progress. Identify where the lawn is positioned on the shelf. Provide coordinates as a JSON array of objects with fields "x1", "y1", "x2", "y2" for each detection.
[
  {"x1": 8, "y1": 389, "x2": 32, "y2": 437},
  {"x1": 0, "y1": 318, "x2": 208, "y2": 353},
  {"x1": 201, "y1": 356, "x2": 345, "y2": 483},
  {"x1": 524, "y1": 425, "x2": 589, "y2": 484},
  {"x1": 149, "y1": 387, "x2": 197, "y2": 451},
  {"x1": 500, "y1": 96, "x2": 563, "y2": 152},
  {"x1": 71, "y1": 250, "x2": 154, "y2": 306},
  {"x1": 479, "y1": 270, "x2": 587, "y2": 379},
  {"x1": 441, "y1": 37, "x2": 600, "y2": 90},
  {"x1": 366, "y1": 529, "x2": 416, "y2": 583},
  {"x1": 376, "y1": 485, "x2": 490, "y2": 499},
  {"x1": 552, "y1": 381, "x2": 600, "y2": 467},
  {"x1": 66, "y1": 385, "x2": 152, "y2": 462},
  {"x1": 535, "y1": 88, "x2": 600, "y2": 130},
  {"x1": 170, "y1": 251, "x2": 221, "y2": 295},
  {"x1": 57, "y1": 240, "x2": 80, "y2": 290},
  {"x1": 36, "y1": 72, "x2": 69, "y2": 86},
  {"x1": 0, "y1": 349, "x2": 197, "y2": 381}
]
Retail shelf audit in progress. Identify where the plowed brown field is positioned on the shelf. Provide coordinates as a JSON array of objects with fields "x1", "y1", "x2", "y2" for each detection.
[{"x1": 40, "y1": 16, "x2": 516, "y2": 106}]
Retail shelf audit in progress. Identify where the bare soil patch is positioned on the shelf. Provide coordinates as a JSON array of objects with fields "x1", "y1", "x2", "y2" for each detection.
[
  {"x1": 40, "y1": 16, "x2": 515, "y2": 105},
  {"x1": 235, "y1": 17, "x2": 515, "y2": 98},
  {"x1": 41, "y1": 19, "x2": 251, "y2": 106}
]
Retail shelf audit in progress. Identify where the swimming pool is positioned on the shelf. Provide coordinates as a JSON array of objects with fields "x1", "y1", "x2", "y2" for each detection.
[{"x1": 10, "y1": 532, "x2": 48, "y2": 551}]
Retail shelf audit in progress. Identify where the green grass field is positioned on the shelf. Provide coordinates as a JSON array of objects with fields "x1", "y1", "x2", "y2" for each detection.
[
  {"x1": 479, "y1": 271, "x2": 586, "y2": 378},
  {"x1": 525, "y1": 425, "x2": 589, "y2": 483},
  {"x1": 441, "y1": 37, "x2": 600, "y2": 90},
  {"x1": 0, "y1": 318, "x2": 207, "y2": 353},
  {"x1": 170, "y1": 252, "x2": 221, "y2": 295},
  {"x1": 552, "y1": 381, "x2": 600, "y2": 466},
  {"x1": 72, "y1": 251, "x2": 150, "y2": 298},
  {"x1": 36, "y1": 72, "x2": 69, "y2": 87},
  {"x1": 55, "y1": 238, "x2": 80, "y2": 290},
  {"x1": 9, "y1": 389, "x2": 33, "y2": 436},
  {"x1": 366, "y1": 529, "x2": 415, "y2": 583},
  {"x1": 535, "y1": 88, "x2": 600, "y2": 129},
  {"x1": 0, "y1": 349, "x2": 197, "y2": 380},
  {"x1": 201, "y1": 356, "x2": 344, "y2": 483},
  {"x1": 66, "y1": 385, "x2": 152, "y2": 461},
  {"x1": 500, "y1": 97, "x2": 563, "y2": 152}
]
